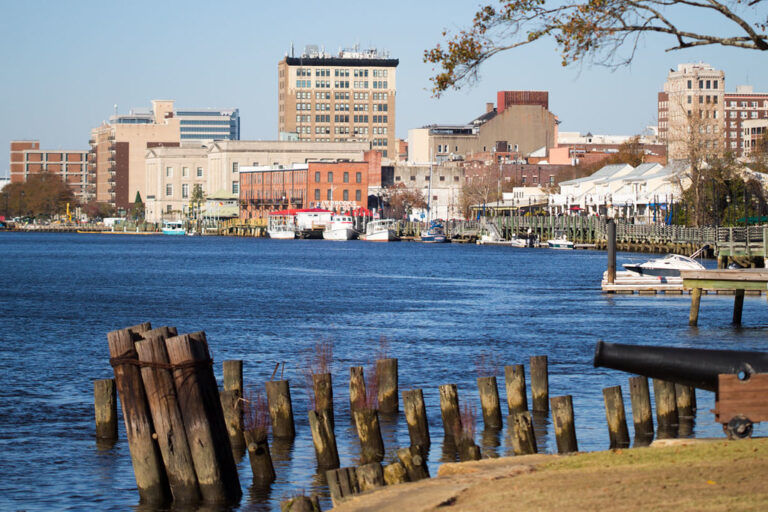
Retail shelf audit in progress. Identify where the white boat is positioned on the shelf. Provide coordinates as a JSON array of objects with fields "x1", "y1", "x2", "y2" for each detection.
[
  {"x1": 547, "y1": 235, "x2": 574, "y2": 249},
  {"x1": 477, "y1": 234, "x2": 527, "y2": 247},
  {"x1": 162, "y1": 220, "x2": 186, "y2": 236},
  {"x1": 323, "y1": 215, "x2": 357, "y2": 241},
  {"x1": 267, "y1": 214, "x2": 296, "y2": 240},
  {"x1": 360, "y1": 219, "x2": 398, "y2": 242},
  {"x1": 623, "y1": 253, "x2": 705, "y2": 277}
]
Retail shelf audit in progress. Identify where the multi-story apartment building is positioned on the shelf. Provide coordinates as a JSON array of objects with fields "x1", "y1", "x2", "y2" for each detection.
[
  {"x1": 723, "y1": 85, "x2": 768, "y2": 154},
  {"x1": 89, "y1": 100, "x2": 240, "y2": 213},
  {"x1": 277, "y1": 45, "x2": 398, "y2": 161},
  {"x1": 9, "y1": 140, "x2": 92, "y2": 202},
  {"x1": 658, "y1": 64, "x2": 768, "y2": 160},
  {"x1": 658, "y1": 63, "x2": 725, "y2": 161}
]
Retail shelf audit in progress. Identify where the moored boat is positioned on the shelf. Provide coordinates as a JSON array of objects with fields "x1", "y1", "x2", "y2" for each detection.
[
  {"x1": 420, "y1": 220, "x2": 448, "y2": 243},
  {"x1": 360, "y1": 219, "x2": 398, "y2": 242},
  {"x1": 162, "y1": 220, "x2": 186, "y2": 235},
  {"x1": 323, "y1": 215, "x2": 357, "y2": 241},
  {"x1": 623, "y1": 253, "x2": 705, "y2": 277},
  {"x1": 547, "y1": 235, "x2": 574, "y2": 249},
  {"x1": 267, "y1": 214, "x2": 296, "y2": 239}
]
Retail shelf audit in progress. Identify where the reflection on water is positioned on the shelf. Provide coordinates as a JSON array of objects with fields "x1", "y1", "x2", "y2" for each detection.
[
  {"x1": 440, "y1": 437, "x2": 459, "y2": 463},
  {"x1": 480, "y1": 428, "x2": 501, "y2": 458},
  {"x1": 532, "y1": 411, "x2": 551, "y2": 454}
]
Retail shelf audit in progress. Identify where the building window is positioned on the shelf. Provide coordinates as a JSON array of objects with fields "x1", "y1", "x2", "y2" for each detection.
[
  {"x1": 232, "y1": 162, "x2": 238, "y2": 173},
  {"x1": 356, "y1": 172, "x2": 362, "y2": 183},
  {"x1": 166, "y1": 204, "x2": 172, "y2": 213},
  {"x1": 410, "y1": 176, "x2": 416, "y2": 181},
  {"x1": 166, "y1": 184, "x2": 173, "y2": 196},
  {"x1": 687, "y1": 96, "x2": 692, "y2": 104},
  {"x1": 687, "y1": 80, "x2": 692, "y2": 89},
  {"x1": 327, "y1": 189, "x2": 332, "y2": 200},
  {"x1": 197, "y1": 167, "x2": 203, "y2": 177},
  {"x1": 343, "y1": 171, "x2": 349, "y2": 183},
  {"x1": 713, "y1": 80, "x2": 718, "y2": 89},
  {"x1": 182, "y1": 167, "x2": 189, "y2": 177},
  {"x1": 327, "y1": 171, "x2": 333, "y2": 182},
  {"x1": 343, "y1": 189, "x2": 349, "y2": 201},
  {"x1": 182, "y1": 183, "x2": 189, "y2": 198},
  {"x1": 232, "y1": 181, "x2": 239, "y2": 194},
  {"x1": 315, "y1": 171, "x2": 321, "y2": 183},
  {"x1": 355, "y1": 190, "x2": 361, "y2": 201},
  {"x1": 315, "y1": 189, "x2": 320, "y2": 200},
  {"x1": 166, "y1": 167, "x2": 173, "y2": 177}
]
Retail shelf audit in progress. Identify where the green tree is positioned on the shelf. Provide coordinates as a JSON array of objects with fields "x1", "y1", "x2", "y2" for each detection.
[
  {"x1": 3, "y1": 172, "x2": 75, "y2": 218},
  {"x1": 130, "y1": 191, "x2": 145, "y2": 221},
  {"x1": 424, "y1": 1, "x2": 768, "y2": 94}
]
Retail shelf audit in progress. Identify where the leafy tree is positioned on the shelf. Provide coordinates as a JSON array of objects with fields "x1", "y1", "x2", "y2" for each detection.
[
  {"x1": 385, "y1": 182, "x2": 428, "y2": 219},
  {"x1": 83, "y1": 200, "x2": 116, "y2": 220},
  {"x1": 130, "y1": 191, "x2": 145, "y2": 221},
  {"x1": 2, "y1": 172, "x2": 75, "y2": 218},
  {"x1": 424, "y1": 0, "x2": 768, "y2": 94}
]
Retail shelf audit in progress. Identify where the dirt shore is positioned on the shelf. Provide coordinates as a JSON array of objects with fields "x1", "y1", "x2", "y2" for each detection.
[{"x1": 331, "y1": 438, "x2": 768, "y2": 511}]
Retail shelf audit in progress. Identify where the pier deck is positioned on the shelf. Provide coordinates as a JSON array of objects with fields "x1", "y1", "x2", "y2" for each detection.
[{"x1": 681, "y1": 269, "x2": 768, "y2": 326}]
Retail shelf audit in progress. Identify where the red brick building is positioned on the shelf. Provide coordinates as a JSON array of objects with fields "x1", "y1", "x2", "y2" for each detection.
[{"x1": 9, "y1": 140, "x2": 93, "y2": 203}]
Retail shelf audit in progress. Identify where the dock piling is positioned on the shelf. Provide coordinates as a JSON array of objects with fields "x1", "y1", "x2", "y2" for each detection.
[
  {"x1": 266, "y1": 380, "x2": 296, "y2": 440},
  {"x1": 550, "y1": 395, "x2": 578, "y2": 454},
  {"x1": 477, "y1": 376, "x2": 503, "y2": 430},
  {"x1": 504, "y1": 364, "x2": 528, "y2": 414},
  {"x1": 402, "y1": 389, "x2": 430, "y2": 447},
  {"x1": 602, "y1": 386, "x2": 630, "y2": 449},
  {"x1": 376, "y1": 358, "x2": 398, "y2": 414},
  {"x1": 652, "y1": 379, "x2": 679, "y2": 439},
  {"x1": 628, "y1": 376, "x2": 654, "y2": 445},
  {"x1": 509, "y1": 411, "x2": 537, "y2": 455},
  {"x1": 530, "y1": 356, "x2": 549, "y2": 413},
  {"x1": 439, "y1": 384, "x2": 461, "y2": 439},
  {"x1": 94, "y1": 378, "x2": 118, "y2": 441}
]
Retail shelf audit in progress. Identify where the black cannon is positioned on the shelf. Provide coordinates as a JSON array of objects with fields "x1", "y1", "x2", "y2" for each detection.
[{"x1": 594, "y1": 341, "x2": 768, "y2": 438}]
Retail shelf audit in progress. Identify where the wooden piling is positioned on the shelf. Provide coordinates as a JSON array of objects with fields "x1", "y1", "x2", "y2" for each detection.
[
  {"x1": 308, "y1": 409, "x2": 340, "y2": 469},
  {"x1": 439, "y1": 384, "x2": 461, "y2": 439},
  {"x1": 530, "y1": 356, "x2": 549, "y2": 413},
  {"x1": 550, "y1": 395, "x2": 578, "y2": 454},
  {"x1": 652, "y1": 379, "x2": 678, "y2": 439},
  {"x1": 504, "y1": 364, "x2": 528, "y2": 414},
  {"x1": 509, "y1": 411, "x2": 537, "y2": 455},
  {"x1": 689, "y1": 288, "x2": 702, "y2": 326},
  {"x1": 402, "y1": 389, "x2": 430, "y2": 447},
  {"x1": 107, "y1": 324, "x2": 171, "y2": 504},
  {"x1": 349, "y1": 366, "x2": 366, "y2": 414},
  {"x1": 356, "y1": 462, "x2": 385, "y2": 492},
  {"x1": 675, "y1": 384, "x2": 694, "y2": 418},
  {"x1": 265, "y1": 380, "x2": 296, "y2": 439},
  {"x1": 223, "y1": 359, "x2": 243, "y2": 395},
  {"x1": 477, "y1": 376, "x2": 503, "y2": 430},
  {"x1": 383, "y1": 461, "x2": 408, "y2": 485},
  {"x1": 243, "y1": 428, "x2": 276, "y2": 484},
  {"x1": 397, "y1": 446, "x2": 430, "y2": 481},
  {"x1": 94, "y1": 378, "x2": 118, "y2": 440},
  {"x1": 326, "y1": 467, "x2": 359, "y2": 506},
  {"x1": 602, "y1": 386, "x2": 630, "y2": 449},
  {"x1": 280, "y1": 495, "x2": 321, "y2": 512},
  {"x1": 376, "y1": 358, "x2": 398, "y2": 414},
  {"x1": 457, "y1": 438, "x2": 482, "y2": 462},
  {"x1": 733, "y1": 289, "x2": 745, "y2": 325},
  {"x1": 135, "y1": 328, "x2": 201, "y2": 503},
  {"x1": 220, "y1": 388, "x2": 244, "y2": 449},
  {"x1": 353, "y1": 407, "x2": 385, "y2": 464},
  {"x1": 166, "y1": 332, "x2": 242, "y2": 503},
  {"x1": 628, "y1": 376, "x2": 654, "y2": 443},
  {"x1": 607, "y1": 219, "x2": 616, "y2": 284},
  {"x1": 312, "y1": 372, "x2": 334, "y2": 428}
]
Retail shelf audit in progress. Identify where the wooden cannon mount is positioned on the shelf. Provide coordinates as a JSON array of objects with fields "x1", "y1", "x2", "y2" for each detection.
[{"x1": 714, "y1": 373, "x2": 768, "y2": 439}]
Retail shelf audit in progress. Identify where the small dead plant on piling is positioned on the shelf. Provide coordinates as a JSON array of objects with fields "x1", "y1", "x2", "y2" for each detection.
[
  {"x1": 475, "y1": 353, "x2": 501, "y2": 378},
  {"x1": 352, "y1": 364, "x2": 379, "y2": 411},
  {"x1": 301, "y1": 338, "x2": 334, "y2": 411},
  {"x1": 457, "y1": 402, "x2": 477, "y2": 442},
  {"x1": 375, "y1": 335, "x2": 390, "y2": 361},
  {"x1": 243, "y1": 388, "x2": 270, "y2": 438}
]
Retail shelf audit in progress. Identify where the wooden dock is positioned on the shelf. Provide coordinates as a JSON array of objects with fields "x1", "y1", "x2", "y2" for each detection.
[{"x1": 681, "y1": 269, "x2": 768, "y2": 326}]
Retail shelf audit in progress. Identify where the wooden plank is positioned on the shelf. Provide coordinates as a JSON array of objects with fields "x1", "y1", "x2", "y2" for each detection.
[
  {"x1": 715, "y1": 374, "x2": 768, "y2": 423},
  {"x1": 683, "y1": 279, "x2": 768, "y2": 291}
]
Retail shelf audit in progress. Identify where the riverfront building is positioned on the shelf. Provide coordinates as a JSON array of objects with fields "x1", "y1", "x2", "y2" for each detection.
[
  {"x1": 9, "y1": 140, "x2": 92, "y2": 202},
  {"x1": 277, "y1": 45, "x2": 398, "y2": 161}
]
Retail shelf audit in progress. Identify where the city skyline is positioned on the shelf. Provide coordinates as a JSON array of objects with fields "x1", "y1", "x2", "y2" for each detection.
[{"x1": 2, "y1": 0, "x2": 766, "y2": 177}]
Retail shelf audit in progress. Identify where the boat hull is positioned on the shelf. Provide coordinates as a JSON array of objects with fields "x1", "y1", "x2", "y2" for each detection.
[
  {"x1": 361, "y1": 230, "x2": 397, "y2": 242},
  {"x1": 162, "y1": 228, "x2": 186, "y2": 236},
  {"x1": 420, "y1": 233, "x2": 447, "y2": 243},
  {"x1": 323, "y1": 227, "x2": 357, "y2": 241},
  {"x1": 622, "y1": 265, "x2": 685, "y2": 277},
  {"x1": 548, "y1": 241, "x2": 573, "y2": 249},
  {"x1": 268, "y1": 230, "x2": 296, "y2": 240}
]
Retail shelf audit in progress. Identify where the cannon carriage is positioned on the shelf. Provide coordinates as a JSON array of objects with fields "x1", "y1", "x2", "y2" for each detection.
[{"x1": 594, "y1": 341, "x2": 768, "y2": 439}]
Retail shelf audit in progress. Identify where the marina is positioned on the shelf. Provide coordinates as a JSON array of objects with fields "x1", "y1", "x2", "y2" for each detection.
[{"x1": 1, "y1": 232, "x2": 767, "y2": 511}]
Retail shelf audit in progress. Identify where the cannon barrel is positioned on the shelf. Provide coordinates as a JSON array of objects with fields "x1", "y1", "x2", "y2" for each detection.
[{"x1": 593, "y1": 341, "x2": 768, "y2": 392}]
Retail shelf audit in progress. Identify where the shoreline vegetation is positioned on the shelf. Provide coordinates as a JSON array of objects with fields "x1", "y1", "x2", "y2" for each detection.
[{"x1": 332, "y1": 438, "x2": 768, "y2": 511}]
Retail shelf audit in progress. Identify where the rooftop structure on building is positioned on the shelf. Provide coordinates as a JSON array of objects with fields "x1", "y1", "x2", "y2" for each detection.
[{"x1": 110, "y1": 103, "x2": 240, "y2": 142}]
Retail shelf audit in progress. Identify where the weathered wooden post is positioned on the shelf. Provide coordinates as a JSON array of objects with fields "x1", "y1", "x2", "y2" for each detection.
[
  {"x1": 509, "y1": 411, "x2": 537, "y2": 455},
  {"x1": 675, "y1": 384, "x2": 695, "y2": 418},
  {"x1": 221, "y1": 360, "x2": 244, "y2": 447},
  {"x1": 689, "y1": 287, "x2": 702, "y2": 326},
  {"x1": 733, "y1": 289, "x2": 745, "y2": 325},
  {"x1": 602, "y1": 386, "x2": 630, "y2": 449},
  {"x1": 266, "y1": 379, "x2": 296, "y2": 440},
  {"x1": 628, "y1": 376, "x2": 654, "y2": 444},
  {"x1": 397, "y1": 446, "x2": 430, "y2": 481},
  {"x1": 353, "y1": 407, "x2": 385, "y2": 464},
  {"x1": 652, "y1": 379, "x2": 678, "y2": 439},
  {"x1": 458, "y1": 438, "x2": 482, "y2": 461},
  {"x1": 244, "y1": 429, "x2": 276, "y2": 484},
  {"x1": 439, "y1": 384, "x2": 461, "y2": 438},
  {"x1": 530, "y1": 356, "x2": 549, "y2": 413},
  {"x1": 356, "y1": 462, "x2": 385, "y2": 492},
  {"x1": 223, "y1": 359, "x2": 243, "y2": 395},
  {"x1": 326, "y1": 467, "x2": 359, "y2": 506},
  {"x1": 376, "y1": 358, "x2": 398, "y2": 414},
  {"x1": 94, "y1": 378, "x2": 117, "y2": 440},
  {"x1": 312, "y1": 372, "x2": 334, "y2": 428},
  {"x1": 550, "y1": 395, "x2": 578, "y2": 454},
  {"x1": 383, "y1": 461, "x2": 408, "y2": 485},
  {"x1": 402, "y1": 389, "x2": 430, "y2": 448},
  {"x1": 477, "y1": 376, "x2": 503, "y2": 430},
  {"x1": 504, "y1": 364, "x2": 528, "y2": 414},
  {"x1": 349, "y1": 366, "x2": 366, "y2": 415},
  {"x1": 308, "y1": 409, "x2": 340, "y2": 469},
  {"x1": 607, "y1": 218, "x2": 616, "y2": 284},
  {"x1": 135, "y1": 327, "x2": 201, "y2": 503},
  {"x1": 108, "y1": 323, "x2": 171, "y2": 504},
  {"x1": 166, "y1": 332, "x2": 242, "y2": 503},
  {"x1": 280, "y1": 495, "x2": 321, "y2": 511}
]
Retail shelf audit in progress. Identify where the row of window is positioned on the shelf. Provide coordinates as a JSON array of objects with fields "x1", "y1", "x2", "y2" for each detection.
[
  {"x1": 687, "y1": 95, "x2": 719, "y2": 104},
  {"x1": 296, "y1": 79, "x2": 390, "y2": 89},
  {"x1": 314, "y1": 171, "x2": 363, "y2": 184},
  {"x1": 729, "y1": 111, "x2": 763, "y2": 119},
  {"x1": 166, "y1": 182, "x2": 205, "y2": 198},
  {"x1": 313, "y1": 188, "x2": 362, "y2": 201},
  {"x1": 687, "y1": 79, "x2": 719, "y2": 90},
  {"x1": 166, "y1": 167, "x2": 205, "y2": 178},
  {"x1": 372, "y1": 138, "x2": 388, "y2": 147},
  {"x1": 727, "y1": 100, "x2": 767, "y2": 108},
  {"x1": 395, "y1": 175, "x2": 461, "y2": 182}
]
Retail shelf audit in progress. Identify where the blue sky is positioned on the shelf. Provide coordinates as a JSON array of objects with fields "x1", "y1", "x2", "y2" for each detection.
[{"x1": 2, "y1": 0, "x2": 766, "y2": 176}]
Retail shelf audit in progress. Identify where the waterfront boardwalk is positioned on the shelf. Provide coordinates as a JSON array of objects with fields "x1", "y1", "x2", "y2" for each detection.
[{"x1": 682, "y1": 268, "x2": 768, "y2": 326}]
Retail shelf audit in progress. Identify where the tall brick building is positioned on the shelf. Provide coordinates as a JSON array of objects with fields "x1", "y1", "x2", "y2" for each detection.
[{"x1": 9, "y1": 140, "x2": 92, "y2": 202}]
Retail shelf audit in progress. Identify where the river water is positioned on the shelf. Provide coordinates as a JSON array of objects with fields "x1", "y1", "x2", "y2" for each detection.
[{"x1": 1, "y1": 232, "x2": 766, "y2": 511}]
